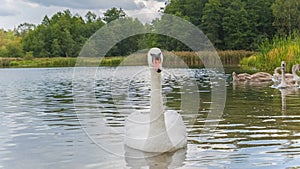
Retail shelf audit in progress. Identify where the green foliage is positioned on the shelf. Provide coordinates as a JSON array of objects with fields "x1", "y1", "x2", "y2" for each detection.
[
  {"x1": 100, "y1": 57, "x2": 124, "y2": 66},
  {"x1": 14, "y1": 22, "x2": 35, "y2": 37},
  {"x1": 23, "y1": 51, "x2": 33, "y2": 60},
  {"x1": 272, "y1": 0, "x2": 300, "y2": 36},
  {"x1": 105, "y1": 17, "x2": 145, "y2": 56},
  {"x1": 164, "y1": 0, "x2": 276, "y2": 50},
  {"x1": 103, "y1": 7, "x2": 126, "y2": 23},
  {"x1": 22, "y1": 9, "x2": 105, "y2": 57},
  {"x1": 0, "y1": 29, "x2": 23, "y2": 57},
  {"x1": 201, "y1": 0, "x2": 223, "y2": 49},
  {"x1": 240, "y1": 32, "x2": 300, "y2": 71},
  {"x1": 164, "y1": 0, "x2": 208, "y2": 26},
  {"x1": 2, "y1": 1, "x2": 300, "y2": 64}
]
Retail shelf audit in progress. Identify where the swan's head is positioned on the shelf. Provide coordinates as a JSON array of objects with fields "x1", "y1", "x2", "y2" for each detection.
[
  {"x1": 232, "y1": 72, "x2": 237, "y2": 81},
  {"x1": 232, "y1": 72, "x2": 237, "y2": 78},
  {"x1": 281, "y1": 61, "x2": 286, "y2": 72},
  {"x1": 148, "y1": 48, "x2": 163, "y2": 73}
]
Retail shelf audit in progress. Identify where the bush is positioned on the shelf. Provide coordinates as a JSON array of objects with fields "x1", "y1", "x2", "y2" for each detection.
[{"x1": 240, "y1": 32, "x2": 300, "y2": 71}]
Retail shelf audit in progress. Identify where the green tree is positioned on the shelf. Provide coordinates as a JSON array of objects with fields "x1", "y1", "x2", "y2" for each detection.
[
  {"x1": 103, "y1": 7, "x2": 126, "y2": 23},
  {"x1": 272, "y1": 0, "x2": 300, "y2": 36},
  {"x1": 0, "y1": 29, "x2": 23, "y2": 57},
  {"x1": 51, "y1": 39, "x2": 61, "y2": 57},
  {"x1": 14, "y1": 22, "x2": 36, "y2": 37},
  {"x1": 164, "y1": 0, "x2": 208, "y2": 26},
  {"x1": 105, "y1": 17, "x2": 144, "y2": 56},
  {"x1": 163, "y1": 0, "x2": 278, "y2": 50},
  {"x1": 222, "y1": 0, "x2": 254, "y2": 50},
  {"x1": 201, "y1": 0, "x2": 224, "y2": 49},
  {"x1": 84, "y1": 11, "x2": 105, "y2": 38},
  {"x1": 245, "y1": 0, "x2": 275, "y2": 45},
  {"x1": 22, "y1": 9, "x2": 105, "y2": 57}
]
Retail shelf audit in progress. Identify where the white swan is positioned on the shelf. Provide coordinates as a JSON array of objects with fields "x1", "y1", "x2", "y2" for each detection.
[
  {"x1": 124, "y1": 48, "x2": 187, "y2": 153},
  {"x1": 275, "y1": 62, "x2": 300, "y2": 88},
  {"x1": 232, "y1": 71, "x2": 272, "y2": 83},
  {"x1": 232, "y1": 72, "x2": 251, "y2": 82},
  {"x1": 277, "y1": 61, "x2": 288, "y2": 88},
  {"x1": 292, "y1": 64, "x2": 300, "y2": 86},
  {"x1": 272, "y1": 67, "x2": 281, "y2": 85}
]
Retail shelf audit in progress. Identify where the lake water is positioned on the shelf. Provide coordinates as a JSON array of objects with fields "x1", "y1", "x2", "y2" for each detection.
[{"x1": 0, "y1": 67, "x2": 300, "y2": 169}]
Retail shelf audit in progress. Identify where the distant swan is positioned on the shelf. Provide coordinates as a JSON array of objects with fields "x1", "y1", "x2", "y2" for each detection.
[
  {"x1": 124, "y1": 48, "x2": 187, "y2": 153},
  {"x1": 292, "y1": 64, "x2": 300, "y2": 86},
  {"x1": 232, "y1": 71, "x2": 272, "y2": 83},
  {"x1": 247, "y1": 72, "x2": 272, "y2": 82},
  {"x1": 274, "y1": 62, "x2": 300, "y2": 88},
  {"x1": 277, "y1": 61, "x2": 292, "y2": 88},
  {"x1": 232, "y1": 72, "x2": 251, "y2": 82},
  {"x1": 273, "y1": 65, "x2": 295, "y2": 83},
  {"x1": 272, "y1": 67, "x2": 281, "y2": 85}
]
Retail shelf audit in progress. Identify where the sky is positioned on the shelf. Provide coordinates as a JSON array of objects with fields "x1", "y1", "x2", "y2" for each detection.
[{"x1": 0, "y1": 0, "x2": 166, "y2": 30}]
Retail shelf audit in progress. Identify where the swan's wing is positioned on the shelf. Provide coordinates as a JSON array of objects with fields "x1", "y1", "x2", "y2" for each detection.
[
  {"x1": 164, "y1": 110, "x2": 187, "y2": 148},
  {"x1": 124, "y1": 112, "x2": 149, "y2": 150}
]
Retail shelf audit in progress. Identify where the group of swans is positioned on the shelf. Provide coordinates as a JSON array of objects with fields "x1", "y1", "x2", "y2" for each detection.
[
  {"x1": 273, "y1": 61, "x2": 300, "y2": 88},
  {"x1": 233, "y1": 61, "x2": 300, "y2": 88},
  {"x1": 124, "y1": 48, "x2": 187, "y2": 153},
  {"x1": 232, "y1": 71, "x2": 272, "y2": 82},
  {"x1": 124, "y1": 48, "x2": 300, "y2": 154}
]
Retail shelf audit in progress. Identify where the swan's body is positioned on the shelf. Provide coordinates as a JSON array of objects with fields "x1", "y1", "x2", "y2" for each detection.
[
  {"x1": 232, "y1": 71, "x2": 272, "y2": 83},
  {"x1": 277, "y1": 61, "x2": 287, "y2": 88},
  {"x1": 247, "y1": 72, "x2": 272, "y2": 82},
  {"x1": 124, "y1": 48, "x2": 187, "y2": 153},
  {"x1": 232, "y1": 72, "x2": 251, "y2": 82},
  {"x1": 275, "y1": 62, "x2": 300, "y2": 88},
  {"x1": 273, "y1": 66, "x2": 295, "y2": 83}
]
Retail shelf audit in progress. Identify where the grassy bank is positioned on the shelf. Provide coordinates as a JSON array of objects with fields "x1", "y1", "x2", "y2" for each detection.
[
  {"x1": 0, "y1": 50, "x2": 254, "y2": 68},
  {"x1": 0, "y1": 57, "x2": 78, "y2": 68},
  {"x1": 240, "y1": 33, "x2": 300, "y2": 71}
]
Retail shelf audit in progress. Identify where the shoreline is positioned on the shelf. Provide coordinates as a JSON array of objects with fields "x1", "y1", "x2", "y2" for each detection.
[{"x1": 0, "y1": 50, "x2": 254, "y2": 68}]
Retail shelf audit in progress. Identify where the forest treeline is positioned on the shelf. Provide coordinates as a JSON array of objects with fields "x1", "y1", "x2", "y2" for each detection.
[{"x1": 1, "y1": 0, "x2": 300, "y2": 58}]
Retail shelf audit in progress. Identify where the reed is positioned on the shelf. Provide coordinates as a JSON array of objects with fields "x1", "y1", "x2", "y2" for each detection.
[
  {"x1": 0, "y1": 50, "x2": 253, "y2": 68},
  {"x1": 240, "y1": 33, "x2": 300, "y2": 71}
]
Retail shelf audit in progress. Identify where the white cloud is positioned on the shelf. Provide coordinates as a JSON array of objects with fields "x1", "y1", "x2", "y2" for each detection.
[
  {"x1": 23, "y1": 0, "x2": 142, "y2": 10},
  {"x1": 127, "y1": 0, "x2": 165, "y2": 23},
  {"x1": 0, "y1": 0, "x2": 166, "y2": 30},
  {"x1": 0, "y1": 0, "x2": 20, "y2": 16}
]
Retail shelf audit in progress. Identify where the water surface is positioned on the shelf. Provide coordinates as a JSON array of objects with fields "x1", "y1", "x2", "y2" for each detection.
[{"x1": 0, "y1": 67, "x2": 299, "y2": 169}]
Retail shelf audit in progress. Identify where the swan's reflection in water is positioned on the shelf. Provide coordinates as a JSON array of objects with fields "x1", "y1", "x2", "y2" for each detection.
[
  {"x1": 125, "y1": 146, "x2": 186, "y2": 169},
  {"x1": 231, "y1": 78, "x2": 300, "y2": 114},
  {"x1": 279, "y1": 87, "x2": 299, "y2": 114}
]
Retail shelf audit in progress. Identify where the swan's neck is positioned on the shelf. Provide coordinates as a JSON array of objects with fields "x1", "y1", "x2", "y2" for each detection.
[
  {"x1": 150, "y1": 69, "x2": 165, "y2": 129},
  {"x1": 279, "y1": 68, "x2": 287, "y2": 87},
  {"x1": 292, "y1": 65, "x2": 299, "y2": 78},
  {"x1": 144, "y1": 68, "x2": 173, "y2": 152},
  {"x1": 274, "y1": 67, "x2": 280, "y2": 75}
]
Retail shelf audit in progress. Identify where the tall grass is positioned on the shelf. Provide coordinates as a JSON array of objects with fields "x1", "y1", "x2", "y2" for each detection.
[
  {"x1": 0, "y1": 57, "x2": 77, "y2": 68},
  {"x1": 0, "y1": 50, "x2": 253, "y2": 68},
  {"x1": 240, "y1": 33, "x2": 300, "y2": 71},
  {"x1": 112, "y1": 50, "x2": 254, "y2": 67}
]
